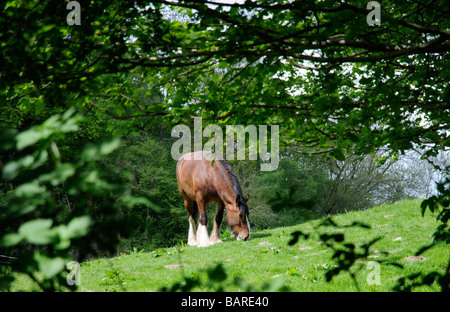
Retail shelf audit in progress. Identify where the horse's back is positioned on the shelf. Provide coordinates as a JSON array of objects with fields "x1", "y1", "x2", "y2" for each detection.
[{"x1": 176, "y1": 151, "x2": 214, "y2": 200}]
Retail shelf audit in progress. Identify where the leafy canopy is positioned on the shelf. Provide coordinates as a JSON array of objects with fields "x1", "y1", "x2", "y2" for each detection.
[{"x1": 2, "y1": 0, "x2": 449, "y2": 160}]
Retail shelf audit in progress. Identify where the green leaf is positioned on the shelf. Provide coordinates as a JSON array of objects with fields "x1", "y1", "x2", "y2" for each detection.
[
  {"x1": 19, "y1": 219, "x2": 57, "y2": 245},
  {"x1": 218, "y1": 61, "x2": 228, "y2": 69},
  {"x1": 33, "y1": 252, "x2": 66, "y2": 278},
  {"x1": 81, "y1": 137, "x2": 121, "y2": 162},
  {"x1": 38, "y1": 163, "x2": 76, "y2": 186},
  {"x1": 63, "y1": 216, "x2": 92, "y2": 239},
  {"x1": 188, "y1": 31, "x2": 201, "y2": 40},
  {"x1": 233, "y1": 276, "x2": 250, "y2": 290},
  {"x1": 331, "y1": 149, "x2": 346, "y2": 161},
  {"x1": 2, "y1": 160, "x2": 21, "y2": 180},
  {"x1": 421, "y1": 199, "x2": 429, "y2": 217},
  {"x1": 14, "y1": 181, "x2": 46, "y2": 198},
  {"x1": 207, "y1": 264, "x2": 227, "y2": 283},
  {"x1": 120, "y1": 195, "x2": 161, "y2": 212},
  {"x1": 55, "y1": 238, "x2": 71, "y2": 250},
  {"x1": 2, "y1": 155, "x2": 35, "y2": 180},
  {"x1": 263, "y1": 276, "x2": 287, "y2": 292},
  {"x1": 0, "y1": 233, "x2": 23, "y2": 247},
  {"x1": 99, "y1": 137, "x2": 121, "y2": 155},
  {"x1": 15, "y1": 129, "x2": 42, "y2": 150},
  {"x1": 19, "y1": 219, "x2": 53, "y2": 236}
]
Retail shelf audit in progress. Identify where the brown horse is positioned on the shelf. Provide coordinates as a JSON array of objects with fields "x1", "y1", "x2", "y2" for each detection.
[{"x1": 176, "y1": 150, "x2": 250, "y2": 247}]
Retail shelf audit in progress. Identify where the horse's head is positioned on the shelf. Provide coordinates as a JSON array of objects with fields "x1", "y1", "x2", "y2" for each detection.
[{"x1": 227, "y1": 194, "x2": 250, "y2": 241}]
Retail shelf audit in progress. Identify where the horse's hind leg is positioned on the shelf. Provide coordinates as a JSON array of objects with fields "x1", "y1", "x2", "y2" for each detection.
[
  {"x1": 184, "y1": 198, "x2": 198, "y2": 246},
  {"x1": 196, "y1": 195, "x2": 211, "y2": 247},
  {"x1": 210, "y1": 202, "x2": 224, "y2": 244}
]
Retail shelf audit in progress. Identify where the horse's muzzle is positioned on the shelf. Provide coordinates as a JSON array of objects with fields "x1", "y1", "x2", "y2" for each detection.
[{"x1": 238, "y1": 234, "x2": 249, "y2": 241}]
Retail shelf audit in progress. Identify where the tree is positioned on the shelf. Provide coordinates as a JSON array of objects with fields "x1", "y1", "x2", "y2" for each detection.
[
  {"x1": 231, "y1": 154, "x2": 326, "y2": 228},
  {"x1": 2, "y1": 1, "x2": 449, "y2": 160},
  {"x1": 320, "y1": 151, "x2": 423, "y2": 214},
  {"x1": 102, "y1": 130, "x2": 187, "y2": 250}
]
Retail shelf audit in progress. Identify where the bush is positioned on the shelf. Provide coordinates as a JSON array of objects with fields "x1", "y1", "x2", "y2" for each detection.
[
  {"x1": 101, "y1": 132, "x2": 187, "y2": 251},
  {"x1": 0, "y1": 110, "x2": 158, "y2": 291}
]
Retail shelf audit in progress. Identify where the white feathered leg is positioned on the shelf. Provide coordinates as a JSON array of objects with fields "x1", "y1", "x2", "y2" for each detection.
[
  {"x1": 210, "y1": 219, "x2": 223, "y2": 244},
  {"x1": 196, "y1": 224, "x2": 211, "y2": 247},
  {"x1": 187, "y1": 216, "x2": 198, "y2": 246}
]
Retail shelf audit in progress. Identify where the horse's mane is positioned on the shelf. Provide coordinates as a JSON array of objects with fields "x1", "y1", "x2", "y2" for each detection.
[{"x1": 218, "y1": 159, "x2": 248, "y2": 215}]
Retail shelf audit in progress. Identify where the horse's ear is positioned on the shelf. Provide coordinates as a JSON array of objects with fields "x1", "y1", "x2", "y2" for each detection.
[{"x1": 245, "y1": 194, "x2": 249, "y2": 202}]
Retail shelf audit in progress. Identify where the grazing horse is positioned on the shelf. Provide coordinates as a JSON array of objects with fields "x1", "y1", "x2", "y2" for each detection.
[{"x1": 176, "y1": 150, "x2": 250, "y2": 247}]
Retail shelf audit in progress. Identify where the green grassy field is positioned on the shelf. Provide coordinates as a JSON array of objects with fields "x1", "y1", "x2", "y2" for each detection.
[{"x1": 11, "y1": 199, "x2": 450, "y2": 292}]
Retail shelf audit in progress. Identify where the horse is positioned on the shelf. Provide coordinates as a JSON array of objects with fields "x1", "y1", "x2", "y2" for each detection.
[{"x1": 176, "y1": 150, "x2": 250, "y2": 247}]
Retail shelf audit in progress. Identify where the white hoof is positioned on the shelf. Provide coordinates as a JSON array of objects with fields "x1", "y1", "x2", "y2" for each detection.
[
  {"x1": 209, "y1": 238, "x2": 223, "y2": 244},
  {"x1": 197, "y1": 241, "x2": 212, "y2": 247},
  {"x1": 187, "y1": 239, "x2": 198, "y2": 246}
]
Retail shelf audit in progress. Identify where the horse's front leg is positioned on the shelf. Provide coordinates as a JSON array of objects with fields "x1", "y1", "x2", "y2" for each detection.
[
  {"x1": 196, "y1": 195, "x2": 211, "y2": 247},
  {"x1": 210, "y1": 202, "x2": 224, "y2": 244},
  {"x1": 184, "y1": 198, "x2": 198, "y2": 246}
]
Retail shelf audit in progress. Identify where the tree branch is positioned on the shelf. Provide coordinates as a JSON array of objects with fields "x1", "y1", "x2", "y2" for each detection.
[{"x1": 89, "y1": 100, "x2": 168, "y2": 119}]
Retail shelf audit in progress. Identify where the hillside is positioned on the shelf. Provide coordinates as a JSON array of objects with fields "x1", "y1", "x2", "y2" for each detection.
[
  {"x1": 69, "y1": 199, "x2": 447, "y2": 292},
  {"x1": 12, "y1": 199, "x2": 448, "y2": 292}
]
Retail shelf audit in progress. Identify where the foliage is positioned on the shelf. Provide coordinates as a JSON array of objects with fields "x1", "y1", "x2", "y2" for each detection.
[
  {"x1": 394, "y1": 176, "x2": 450, "y2": 291},
  {"x1": 289, "y1": 218, "x2": 404, "y2": 291},
  {"x1": 230, "y1": 155, "x2": 326, "y2": 229},
  {"x1": 0, "y1": 110, "x2": 158, "y2": 291},
  {"x1": 319, "y1": 151, "x2": 429, "y2": 214},
  {"x1": 287, "y1": 179, "x2": 450, "y2": 291},
  {"x1": 259, "y1": 156, "x2": 327, "y2": 212},
  {"x1": 420, "y1": 178, "x2": 450, "y2": 245},
  {"x1": 101, "y1": 131, "x2": 187, "y2": 251},
  {"x1": 2, "y1": 1, "x2": 449, "y2": 157},
  {"x1": 245, "y1": 151, "x2": 428, "y2": 226},
  {"x1": 161, "y1": 263, "x2": 289, "y2": 292},
  {"x1": 289, "y1": 198, "x2": 450, "y2": 292}
]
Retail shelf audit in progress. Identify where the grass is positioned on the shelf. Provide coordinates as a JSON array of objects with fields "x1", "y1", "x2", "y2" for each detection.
[{"x1": 11, "y1": 199, "x2": 450, "y2": 292}]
